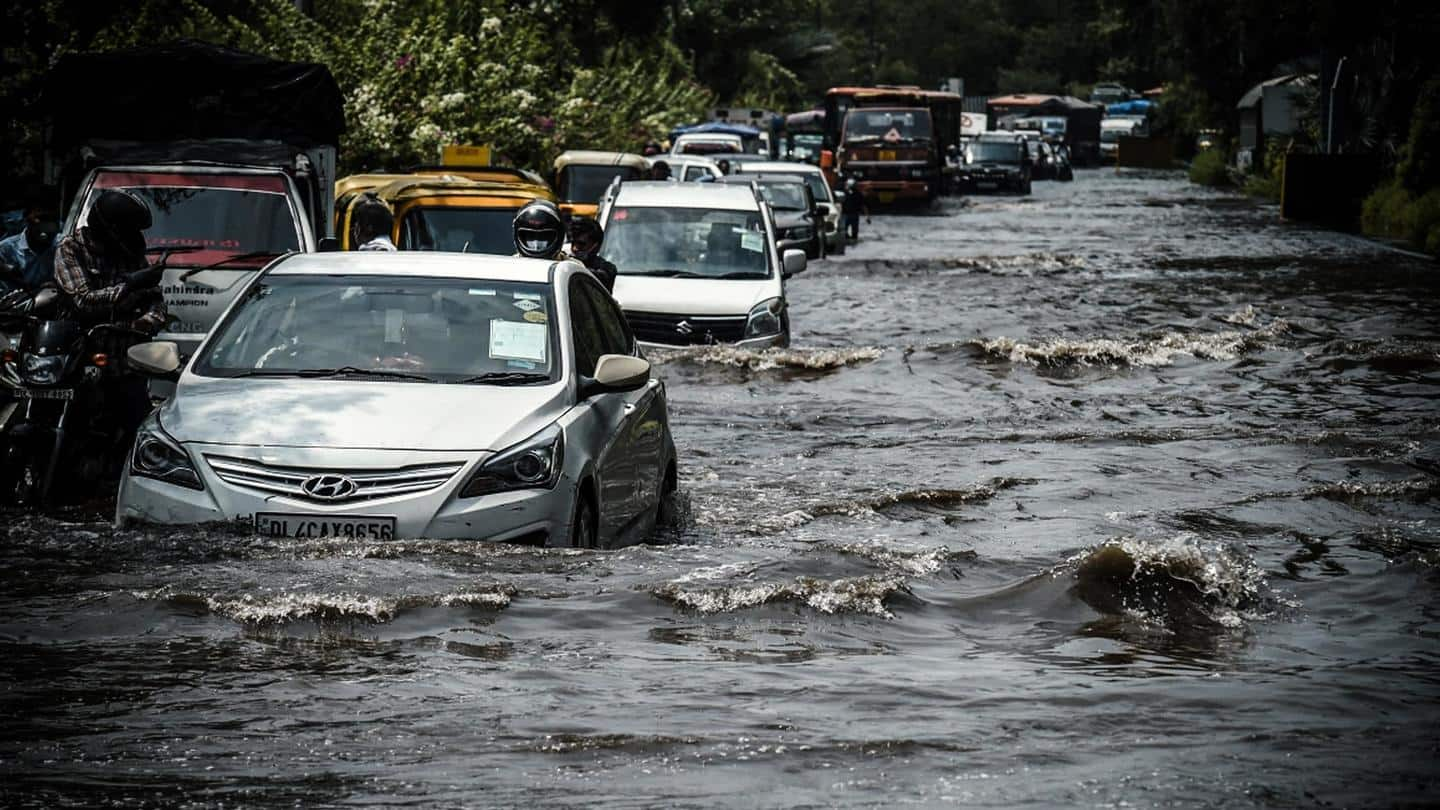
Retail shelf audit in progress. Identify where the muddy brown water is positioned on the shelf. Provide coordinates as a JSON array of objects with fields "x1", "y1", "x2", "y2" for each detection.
[{"x1": 3, "y1": 170, "x2": 1438, "y2": 808}]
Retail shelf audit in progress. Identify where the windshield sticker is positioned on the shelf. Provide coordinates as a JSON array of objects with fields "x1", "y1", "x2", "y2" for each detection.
[
  {"x1": 507, "y1": 359, "x2": 538, "y2": 370},
  {"x1": 490, "y1": 319, "x2": 548, "y2": 363},
  {"x1": 513, "y1": 298, "x2": 542, "y2": 312},
  {"x1": 612, "y1": 209, "x2": 628, "y2": 221},
  {"x1": 468, "y1": 288, "x2": 496, "y2": 296},
  {"x1": 513, "y1": 291, "x2": 543, "y2": 301},
  {"x1": 740, "y1": 232, "x2": 764, "y2": 253},
  {"x1": 523, "y1": 310, "x2": 548, "y2": 324}
]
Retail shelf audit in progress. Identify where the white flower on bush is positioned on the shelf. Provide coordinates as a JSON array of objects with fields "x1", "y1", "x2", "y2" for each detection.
[
  {"x1": 509, "y1": 88, "x2": 537, "y2": 110},
  {"x1": 413, "y1": 121, "x2": 444, "y2": 147},
  {"x1": 440, "y1": 91, "x2": 468, "y2": 110},
  {"x1": 481, "y1": 17, "x2": 502, "y2": 35},
  {"x1": 560, "y1": 97, "x2": 589, "y2": 112}
]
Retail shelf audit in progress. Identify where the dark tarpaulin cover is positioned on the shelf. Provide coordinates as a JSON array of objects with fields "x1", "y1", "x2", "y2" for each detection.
[{"x1": 44, "y1": 39, "x2": 344, "y2": 148}]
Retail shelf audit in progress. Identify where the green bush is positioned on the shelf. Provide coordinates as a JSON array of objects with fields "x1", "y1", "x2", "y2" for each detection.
[
  {"x1": 1188, "y1": 148, "x2": 1231, "y2": 187},
  {"x1": 1361, "y1": 183, "x2": 1440, "y2": 256}
]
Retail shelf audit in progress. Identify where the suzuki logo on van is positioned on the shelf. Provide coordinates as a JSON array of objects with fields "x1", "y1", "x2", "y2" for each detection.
[{"x1": 675, "y1": 320, "x2": 694, "y2": 336}]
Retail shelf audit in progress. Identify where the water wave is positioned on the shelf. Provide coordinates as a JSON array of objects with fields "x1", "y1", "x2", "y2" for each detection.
[
  {"x1": 648, "y1": 345, "x2": 883, "y2": 372},
  {"x1": 749, "y1": 479, "x2": 1028, "y2": 533},
  {"x1": 1064, "y1": 534, "x2": 1274, "y2": 630},
  {"x1": 967, "y1": 319, "x2": 1289, "y2": 369},
  {"x1": 137, "y1": 584, "x2": 516, "y2": 623},
  {"x1": 826, "y1": 542, "x2": 977, "y2": 576},
  {"x1": 650, "y1": 574, "x2": 910, "y2": 617}
]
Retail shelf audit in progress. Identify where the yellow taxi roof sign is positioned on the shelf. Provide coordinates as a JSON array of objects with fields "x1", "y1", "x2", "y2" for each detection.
[{"x1": 441, "y1": 144, "x2": 492, "y2": 167}]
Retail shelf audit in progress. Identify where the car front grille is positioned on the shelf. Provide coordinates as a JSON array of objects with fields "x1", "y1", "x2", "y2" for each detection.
[
  {"x1": 204, "y1": 455, "x2": 466, "y2": 503},
  {"x1": 624, "y1": 311, "x2": 748, "y2": 346}
]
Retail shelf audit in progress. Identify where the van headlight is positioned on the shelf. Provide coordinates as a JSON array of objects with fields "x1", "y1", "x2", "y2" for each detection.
[
  {"x1": 131, "y1": 412, "x2": 204, "y2": 490},
  {"x1": 745, "y1": 297, "x2": 785, "y2": 339},
  {"x1": 460, "y1": 423, "x2": 564, "y2": 497}
]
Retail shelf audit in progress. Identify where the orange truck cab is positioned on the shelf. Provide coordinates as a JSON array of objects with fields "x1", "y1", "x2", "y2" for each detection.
[
  {"x1": 837, "y1": 106, "x2": 940, "y2": 204},
  {"x1": 334, "y1": 173, "x2": 556, "y2": 253}
]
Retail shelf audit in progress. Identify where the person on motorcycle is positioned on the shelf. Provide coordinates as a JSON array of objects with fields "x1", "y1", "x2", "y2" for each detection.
[
  {"x1": 513, "y1": 200, "x2": 568, "y2": 260},
  {"x1": 0, "y1": 201, "x2": 58, "y2": 293},
  {"x1": 52, "y1": 189, "x2": 166, "y2": 335},
  {"x1": 566, "y1": 216, "x2": 617, "y2": 292}
]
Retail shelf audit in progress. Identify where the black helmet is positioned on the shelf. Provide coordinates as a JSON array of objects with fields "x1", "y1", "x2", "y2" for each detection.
[
  {"x1": 88, "y1": 189, "x2": 151, "y2": 257},
  {"x1": 513, "y1": 200, "x2": 565, "y2": 258}
]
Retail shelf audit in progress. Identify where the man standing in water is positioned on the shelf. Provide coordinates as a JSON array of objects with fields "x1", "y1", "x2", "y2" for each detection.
[{"x1": 841, "y1": 177, "x2": 870, "y2": 243}]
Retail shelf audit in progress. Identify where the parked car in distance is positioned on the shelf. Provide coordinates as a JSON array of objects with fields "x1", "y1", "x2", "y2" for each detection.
[
  {"x1": 958, "y1": 135, "x2": 1032, "y2": 195},
  {"x1": 671, "y1": 133, "x2": 744, "y2": 156},
  {"x1": 715, "y1": 175, "x2": 824, "y2": 260},
  {"x1": 116, "y1": 251, "x2": 676, "y2": 549},
  {"x1": 596, "y1": 180, "x2": 806, "y2": 349},
  {"x1": 732, "y1": 160, "x2": 844, "y2": 255}
]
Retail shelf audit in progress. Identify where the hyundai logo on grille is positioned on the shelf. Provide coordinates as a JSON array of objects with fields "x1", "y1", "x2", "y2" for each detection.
[
  {"x1": 301, "y1": 474, "x2": 358, "y2": 500},
  {"x1": 675, "y1": 320, "x2": 694, "y2": 335}
]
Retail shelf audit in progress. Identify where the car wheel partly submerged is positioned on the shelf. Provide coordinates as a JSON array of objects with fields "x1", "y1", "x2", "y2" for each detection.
[{"x1": 571, "y1": 490, "x2": 599, "y2": 549}]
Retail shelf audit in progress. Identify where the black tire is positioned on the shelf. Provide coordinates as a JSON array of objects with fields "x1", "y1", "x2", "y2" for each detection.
[{"x1": 571, "y1": 488, "x2": 599, "y2": 549}]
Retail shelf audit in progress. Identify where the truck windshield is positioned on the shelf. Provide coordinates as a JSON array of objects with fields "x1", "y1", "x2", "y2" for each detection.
[
  {"x1": 602, "y1": 207, "x2": 771, "y2": 280},
  {"x1": 968, "y1": 142, "x2": 1024, "y2": 164},
  {"x1": 560, "y1": 165, "x2": 645, "y2": 204},
  {"x1": 400, "y1": 207, "x2": 517, "y2": 254},
  {"x1": 92, "y1": 176, "x2": 302, "y2": 266},
  {"x1": 843, "y1": 109, "x2": 933, "y2": 143}
]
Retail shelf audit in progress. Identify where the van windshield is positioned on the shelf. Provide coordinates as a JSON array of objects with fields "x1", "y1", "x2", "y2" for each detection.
[
  {"x1": 560, "y1": 165, "x2": 645, "y2": 204},
  {"x1": 968, "y1": 142, "x2": 1025, "y2": 164},
  {"x1": 754, "y1": 181, "x2": 808, "y2": 211},
  {"x1": 602, "y1": 207, "x2": 771, "y2": 280},
  {"x1": 195, "y1": 275, "x2": 557, "y2": 383},
  {"x1": 399, "y1": 207, "x2": 516, "y2": 254},
  {"x1": 93, "y1": 173, "x2": 302, "y2": 266}
]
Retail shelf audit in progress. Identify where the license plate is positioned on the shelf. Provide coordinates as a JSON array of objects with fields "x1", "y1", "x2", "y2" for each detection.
[
  {"x1": 254, "y1": 512, "x2": 397, "y2": 540},
  {"x1": 878, "y1": 150, "x2": 896, "y2": 161},
  {"x1": 12, "y1": 388, "x2": 74, "y2": 400},
  {"x1": 977, "y1": 182, "x2": 998, "y2": 190}
]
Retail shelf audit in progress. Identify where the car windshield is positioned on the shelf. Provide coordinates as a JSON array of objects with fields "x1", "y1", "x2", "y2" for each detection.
[
  {"x1": 755, "y1": 181, "x2": 808, "y2": 211},
  {"x1": 601, "y1": 206, "x2": 771, "y2": 280},
  {"x1": 195, "y1": 275, "x2": 558, "y2": 383},
  {"x1": 399, "y1": 207, "x2": 516, "y2": 254},
  {"x1": 843, "y1": 109, "x2": 933, "y2": 142},
  {"x1": 560, "y1": 165, "x2": 644, "y2": 204},
  {"x1": 96, "y1": 179, "x2": 301, "y2": 266},
  {"x1": 751, "y1": 170, "x2": 829, "y2": 204},
  {"x1": 969, "y1": 142, "x2": 1024, "y2": 163}
]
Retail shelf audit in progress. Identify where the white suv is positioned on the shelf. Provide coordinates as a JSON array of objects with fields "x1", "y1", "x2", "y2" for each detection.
[{"x1": 597, "y1": 181, "x2": 807, "y2": 349}]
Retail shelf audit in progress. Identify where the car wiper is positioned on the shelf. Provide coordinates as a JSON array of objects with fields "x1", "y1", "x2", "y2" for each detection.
[
  {"x1": 298, "y1": 366, "x2": 436, "y2": 382},
  {"x1": 623, "y1": 269, "x2": 708, "y2": 278},
  {"x1": 454, "y1": 371, "x2": 551, "y2": 385},
  {"x1": 180, "y1": 251, "x2": 285, "y2": 282},
  {"x1": 711, "y1": 271, "x2": 769, "y2": 279}
]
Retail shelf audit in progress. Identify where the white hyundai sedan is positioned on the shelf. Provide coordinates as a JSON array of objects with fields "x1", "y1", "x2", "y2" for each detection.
[{"x1": 117, "y1": 252, "x2": 676, "y2": 549}]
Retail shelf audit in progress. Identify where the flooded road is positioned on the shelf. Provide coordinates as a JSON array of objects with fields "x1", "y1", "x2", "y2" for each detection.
[{"x1": 4, "y1": 170, "x2": 1438, "y2": 807}]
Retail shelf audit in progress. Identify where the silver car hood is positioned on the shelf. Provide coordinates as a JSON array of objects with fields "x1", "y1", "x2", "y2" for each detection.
[
  {"x1": 612, "y1": 276, "x2": 780, "y2": 317},
  {"x1": 160, "y1": 377, "x2": 570, "y2": 451}
]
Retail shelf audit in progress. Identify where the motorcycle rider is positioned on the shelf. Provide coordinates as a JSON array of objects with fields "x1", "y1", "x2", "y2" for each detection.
[
  {"x1": 512, "y1": 200, "x2": 568, "y2": 260},
  {"x1": 0, "y1": 201, "x2": 58, "y2": 293},
  {"x1": 566, "y1": 216, "x2": 617, "y2": 292},
  {"x1": 52, "y1": 189, "x2": 165, "y2": 335}
]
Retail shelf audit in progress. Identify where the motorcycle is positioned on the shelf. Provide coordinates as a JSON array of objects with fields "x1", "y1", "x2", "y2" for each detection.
[{"x1": 1, "y1": 288, "x2": 151, "y2": 506}]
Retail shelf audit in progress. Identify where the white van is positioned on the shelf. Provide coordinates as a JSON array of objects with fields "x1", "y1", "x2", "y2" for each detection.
[{"x1": 596, "y1": 181, "x2": 806, "y2": 349}]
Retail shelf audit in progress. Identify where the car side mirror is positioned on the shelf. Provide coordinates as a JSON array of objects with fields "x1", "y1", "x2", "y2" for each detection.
[
  {"x1": 580, "y1": 354, "x2": 650, "y2": 399},
  {"x1": 782, "y1": 248, "x2": 807, "y2": 278},
  {"x1": 128, "y1": 341, "x2": 181, "y2": 379},
  {"x1": 815, "y1": 203, "x2": 831, "y2": 216},
  {"x1": 318, "y1": 237, "x2": 341, "y2": 252}
]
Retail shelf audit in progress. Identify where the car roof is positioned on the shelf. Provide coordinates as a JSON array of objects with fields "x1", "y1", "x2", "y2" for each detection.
[
  {"x1": 733, "y1": 161, "x2": 823, "y2": 175},
  {"x1": 268, "y1": 251, "x2": 565, "y2": 283},
  {"x1": 613, "y1": 180, "x2": 758, "y2": 210}
]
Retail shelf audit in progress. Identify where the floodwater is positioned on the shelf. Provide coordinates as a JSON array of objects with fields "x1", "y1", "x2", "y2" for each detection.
[{"x1": 4, "y1": 171, "x2": 1438, "y2": 808}]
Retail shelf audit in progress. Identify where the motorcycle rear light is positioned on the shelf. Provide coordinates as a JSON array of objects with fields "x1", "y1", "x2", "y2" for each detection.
[
  {"x1": 92, "y1": 353, "x2": 108, "y2": 367},
  {"x1": 1, "y1": 349, "x2": 14, "y2": 364}
]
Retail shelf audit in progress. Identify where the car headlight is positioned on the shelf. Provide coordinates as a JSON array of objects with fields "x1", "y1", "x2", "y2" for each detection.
[
  {"x1": 131, "y1": 412, "x2": 203, "y2": 490},
  {"x1": 21, "y1": 353, "x2": 68, "y2": 385},
  {"x1": 745, "y1": 297, "x2": 785, "y2": 339},
  {"x1": 459, "y1": 423, "x2": 564, "y2": 498}
]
